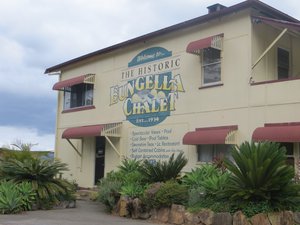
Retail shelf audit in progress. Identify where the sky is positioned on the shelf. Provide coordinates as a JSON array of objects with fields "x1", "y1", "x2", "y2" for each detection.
[{"x1": 0, "y1": 0, "x2": 299, "y2": 151}]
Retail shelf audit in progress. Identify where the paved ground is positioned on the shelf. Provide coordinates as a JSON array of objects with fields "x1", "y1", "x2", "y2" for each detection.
[{"x1": 0, "y1": 200, "x2": 157, "y2": 225}]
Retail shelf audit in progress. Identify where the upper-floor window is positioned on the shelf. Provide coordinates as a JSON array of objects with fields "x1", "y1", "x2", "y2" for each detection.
[
  {"x1": 186, "y1": 33, "x2": 223, "y2": 87},
  {"x1": 277, "y1": 47, "x2": 290, "y2": 79},
  {"x1": 64, "y1": 83, "x2": 94, "y2": 110},
  {"x1": 201, "y1": 47, "x2": 221, "y2": 85}
]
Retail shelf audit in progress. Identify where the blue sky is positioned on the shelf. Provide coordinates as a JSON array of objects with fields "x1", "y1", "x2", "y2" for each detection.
[{"x1": 0, "y1": 0, "x2": 299, "y2": 151}]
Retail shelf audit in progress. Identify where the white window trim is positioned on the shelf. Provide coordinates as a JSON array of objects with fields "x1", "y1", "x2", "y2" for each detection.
[{"x1": 200, "y1": 49, "x2": 223, "y2": 87}]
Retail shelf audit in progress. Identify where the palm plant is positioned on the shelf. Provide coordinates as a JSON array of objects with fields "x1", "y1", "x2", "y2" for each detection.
[
  {"x1": 10, "y1": 140, "x2": 37, "y2": 151},
  {"x1": 224, "y1": 141, "x2": 300, "y2": 207},
  {"x1": 139, "y1": 152, "x2": 187, "y2": 183},
  {"x1": 0, "y1": 158, "x2": 73, "y2": 208}
]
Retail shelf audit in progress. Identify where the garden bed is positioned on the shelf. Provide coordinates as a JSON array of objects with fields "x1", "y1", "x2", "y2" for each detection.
[{"x1": 96, "y1": 142, "x2": 300, "y2": 225}]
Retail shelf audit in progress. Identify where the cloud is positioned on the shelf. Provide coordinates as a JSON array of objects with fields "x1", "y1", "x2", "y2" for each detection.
[
  {"x1": 0, "y1": 126, "x2": 54, "y2": 151},
  {"x1": 0, "y1": 92, "x2": 56, "y2": 134},
  {"x1": 0, "y1": 0, "x2": 298, "y2": 153}
]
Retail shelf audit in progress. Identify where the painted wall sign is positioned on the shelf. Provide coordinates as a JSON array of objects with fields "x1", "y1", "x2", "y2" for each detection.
[
  {"x1": 128, "y1": 124, "x2": 188, "y2": 163},
  {"x1": 110, "y1": 47, "x2": 185, "y2": 127}
]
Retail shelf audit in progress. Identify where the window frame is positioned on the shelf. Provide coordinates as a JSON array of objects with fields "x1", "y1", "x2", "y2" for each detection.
[
  {"x1": 63, "y1": 83, "x2": 94, "y2": 111},
  {"x1": 196, "y1": 144, "x2": 232, "y2": 163},
  {"x1": 200, "y1": 47, "x2": 222, "y2": 87}
]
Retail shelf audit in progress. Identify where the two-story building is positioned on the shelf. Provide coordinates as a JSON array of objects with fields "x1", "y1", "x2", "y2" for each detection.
[{"x1": 45, "y1": 0, "x2": 300, "y2": 188}]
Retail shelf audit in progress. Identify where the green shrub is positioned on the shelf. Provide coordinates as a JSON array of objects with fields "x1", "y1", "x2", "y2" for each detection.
[
  {"x1": 186, "y1": 172, "x2": 229, "y2": 208},
  {"x1": 142, "y1": 182, "x2": 162, "y2": 209},
  {"x1": 224, "y1": 141, "x2": 300, "y2": 209},
  {"x1": 120, "y1": 183, "x2": 146, "y2": 198},
  {"x1": 0, "y1": 181, "x2": 36, "y2": 214},
  {"x1": 17, "y1": 182, "x2": 36, "y2": 211},
  {"x1": 97, "y1": 171, "x2": 123, "y2": 211},
  {"x1": 0, "y1": 158, "x2": 73, "y2": 209},
  {"x1": 186, "y1": 187, "x2": 204, "y2": 207},
  {"x1": 188, "y1": 198, "x2": 273, "y2": 217},
  {"x1": 107, "y1": 158, "x2": 145, "y2": 186},
  {"x1": 0, "y1": 181, "x2": 22, "y2": 214},
  {"x1": 144, "y1": 180, "x2": 188, "y2": 208},
  {"x1": 239, "y1": 201, "x2": 273, "y2": 218},
  {"x1": 201, "y1": 172, "x2": 229, "y2": 198},
  {"x1": 123, "y1": 170, "x2": 145, "y2": 185},
  {"x1": 182, "y1": 164, "x2": 220, "y2": 189},
  {"x1": 118, "y1": 158, "x2": 142, "y2": 173},
  {"x1": 182, "y1": 164, "x2": 229, "y2": 207},
  {"x1": 188, "y1": 196, "x2": 233, "y2": 213},
  {"x1": 139, "y1": 153, "x2": 187, "y2": 183}
]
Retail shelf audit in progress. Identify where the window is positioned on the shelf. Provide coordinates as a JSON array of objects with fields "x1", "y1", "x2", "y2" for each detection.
[
  {"x1": 279, "y1": 142, "x2": 294, "y2": 167},
  {"x1": 63, "y1": 83, "x2": 94, "y2": 110},
  {"x1": 201, "y1": 47, "x2": 221, "y2": 85},
  {"x1": 197, "y1": 144, "x2": 232, "y2": 162},
  {"x1": 277, "y1": 48, "x2": 290, "y2": 79}
]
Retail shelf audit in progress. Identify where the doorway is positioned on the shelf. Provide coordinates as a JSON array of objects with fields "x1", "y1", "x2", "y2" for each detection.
[{"x1": 94, "y1": 136, "x2": 105, "y2": 185}]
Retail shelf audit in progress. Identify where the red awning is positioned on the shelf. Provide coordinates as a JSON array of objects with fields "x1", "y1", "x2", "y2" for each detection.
[
  {"x1": 53, "y1": 74, "x2": 95, "y2": 90},
  {"x1": 183, "y1": 125, "x2": 238, "y2": 145},
  {"x1": 186, "y1": 33, "x2": 223, "y2": 55},
  {"x1": 62, "y1": 125, "x2": 104, "y2": 139},
  {"x1": 252, "y1": 123, "x2": 300, "y2": 142},
  {"x1": 252, "y1": 16, "x2": 300, "y2": 32},
  {"x1": 53, "y1": 75, "x2": 85, "y2": 90}
]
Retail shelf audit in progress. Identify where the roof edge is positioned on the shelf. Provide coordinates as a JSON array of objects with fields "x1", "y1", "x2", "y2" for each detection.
[{"x1": 45, "y1": 0, "x2": 299, "y2": 74}]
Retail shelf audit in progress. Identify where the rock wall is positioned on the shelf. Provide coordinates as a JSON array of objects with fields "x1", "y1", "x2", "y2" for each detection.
[
  {"x1": 150, "y1": 205, "x2": 300, "y2": 225},
  {"x1": 115, "y1": 198, "x2": 300, "y2": 225}
]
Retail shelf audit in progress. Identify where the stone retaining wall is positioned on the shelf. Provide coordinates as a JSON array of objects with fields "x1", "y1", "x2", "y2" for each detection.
[
  {"x1": 115, "y1": 197, "x2": 300, "y2": 225},
  {"x1": 149, "y1": 204, "x2": 300, "y2": 225}
]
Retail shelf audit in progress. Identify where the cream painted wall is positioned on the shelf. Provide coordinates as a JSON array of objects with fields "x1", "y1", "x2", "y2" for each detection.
[
  {"x1": 55, "y1": 129, "x2": 81, "y2": 182},
  {"x1": 77, "y1": 137, "x2": 95, "y2": 187},
  {"x1": 53, "y1": 8, "x2": 300, "y2": 187},
  {"x1": 104, "y1": 137, "x2": 121, "y2": 176},
  {"x1": 252, "y1": 23, "x2": 300, "y2": 82}
]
